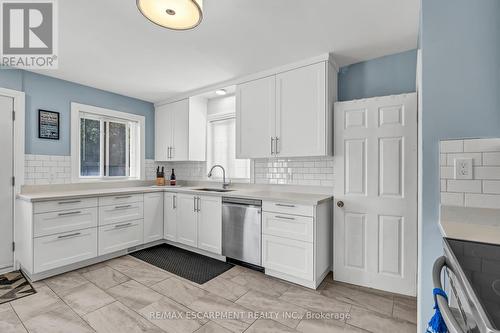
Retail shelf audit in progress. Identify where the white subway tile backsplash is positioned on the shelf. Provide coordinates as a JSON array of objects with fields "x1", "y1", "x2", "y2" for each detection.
[
  {"x1": 483, "y1": 152, "x2": 500, "y2": 166},
  {"x1": 465, "y1": 193, "x2": 500, "y2": 209},
  {"x1": 440, "y1": 140, "x2": 463, "y2": 153},
  {"x1": 441, "y1": 192, "x2": 464, "y2": 206},
  {"x1": 447, "y1": 180, "x2": 482, "y2": 193},
  {"x1": 440, "y1": 138, "x2": 500, "y2": 208}
]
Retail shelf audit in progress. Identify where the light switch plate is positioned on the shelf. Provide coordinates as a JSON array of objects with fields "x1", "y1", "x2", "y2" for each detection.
[{"x1": 454, "y1": 158, "x2": 473, "y2": 180}]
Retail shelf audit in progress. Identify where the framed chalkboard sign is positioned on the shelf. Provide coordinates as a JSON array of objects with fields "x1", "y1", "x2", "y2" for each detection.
[{"x1": 38, "y1": 110, "x2": 60, "y2": 140}]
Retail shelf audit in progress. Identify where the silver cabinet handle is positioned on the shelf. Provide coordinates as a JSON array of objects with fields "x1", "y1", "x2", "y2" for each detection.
[
  {"x1": 173, "y1": 195, "x2": 176, "y2": 209},
  {"x1": 271, "y1": 137, "x2": 275, "y2": 155},
  {"x1": 115, "y1": 195, "x2": 132, "y2": 199},
  {"x1": 57, "y1": 232, "x2": 81, "y2": 239},
  {"x1": 58, "y1": 200, "x2": 81, "y2": 205},
  {"x1": 193, "y1": 197, "x2": 197, "y2": 212},
  {"x1": 275, "y1": 215, "x2": 295, "y2": 220},
  {"x1": 197, "y1": 197, "x2": 201, "y2": 212},
  {"x1": 115, "y1": 205, "x2": 132, "y2": 209},
  {"x1": 58, "y1": 211, "x2": 81, "y2": 216},
  {"x1": 276, "y1": 203, "x2": 295, "y2": 208},
  {"x1": 275, "y1": 137, "x2": 280, "y2": 154},
  {"x1": 114, "y1": 222, "x2": 132, "y2": 229}
]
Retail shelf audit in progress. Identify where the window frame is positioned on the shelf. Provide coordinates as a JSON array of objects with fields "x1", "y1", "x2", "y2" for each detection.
[
  {"x1": 71, "y1": 102, "x2": 145, "y2": 182},
  {"x1": 206, "y1": 111, "x2": 252, "y2": 183}
]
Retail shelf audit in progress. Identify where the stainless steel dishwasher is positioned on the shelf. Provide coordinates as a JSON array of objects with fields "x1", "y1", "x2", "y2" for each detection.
[{"x1": 222, "y1": 197, "x2": 262, "y2": 269}]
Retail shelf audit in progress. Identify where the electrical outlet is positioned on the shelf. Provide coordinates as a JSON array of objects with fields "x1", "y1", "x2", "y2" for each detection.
[{"x1": 454, "y1": 158, "x2": 473, "y2": 180}]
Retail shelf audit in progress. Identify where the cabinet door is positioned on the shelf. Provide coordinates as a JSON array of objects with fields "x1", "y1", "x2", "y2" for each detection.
[
  {"x1": 236, "y1": 76, "x2": 276, "y2": 158},
  {"x1": 144, "y1": 192, "x2": 164, "y2": 243},
  {"x1": 197, "y1": 195, "x2": 222, "y2": 254},
  {"x1": 155, "y1": 104, "x2": 173, "y2": 161},
  {"x1": 276, "y1": 62, "x2": 327, "y2": 157},
  {"x1": 176, "y1": 194, "x2": 198, "y2": 247},
  {"x1": 171, "y1": 99, "x2": 190, "y2": 161},
  {"x1": 164, "y1": 192, "x2": 177, "y2": 241},
  {"x1": 262, "y1": 234, "x2": 313, "y2": 281}
]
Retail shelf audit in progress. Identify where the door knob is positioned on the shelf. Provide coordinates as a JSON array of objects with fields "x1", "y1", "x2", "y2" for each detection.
[{"x1": 337, "y1": 201, "x2": 344, "y2": 208}]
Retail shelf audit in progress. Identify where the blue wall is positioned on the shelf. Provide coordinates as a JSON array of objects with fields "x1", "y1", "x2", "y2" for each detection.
[
  {"x1": 419, "y1": 0, "x2": 500, "y2": 328},
  {"x1": 0, "y1": 70, "x2": 155, "y2": 159},
  {"x1": 338, "y1": 49, "x2": 417, "y2": 101}
]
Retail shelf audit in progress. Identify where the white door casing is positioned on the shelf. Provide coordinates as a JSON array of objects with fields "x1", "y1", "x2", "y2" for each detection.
[
  {"x1": 334, "y1": 93, "x2": 418, "y2": 296},
  {"x1": 0, "y1": 95, "x2": 14, "y2": 269}
]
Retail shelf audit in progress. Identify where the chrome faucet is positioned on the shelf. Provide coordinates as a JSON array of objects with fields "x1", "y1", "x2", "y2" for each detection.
[{"x1": 207, "y1": 165, "x2": 230, "y2": 189}]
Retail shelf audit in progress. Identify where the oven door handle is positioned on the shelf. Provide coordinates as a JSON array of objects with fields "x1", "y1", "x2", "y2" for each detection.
[{"x1": 432, "y1": 256, "x2": 466, "y2": 333}]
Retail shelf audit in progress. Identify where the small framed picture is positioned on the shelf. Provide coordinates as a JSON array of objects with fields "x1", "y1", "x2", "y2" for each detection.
[{"x1": 38, "y1": 110, "x2": 60, "y2": 140}]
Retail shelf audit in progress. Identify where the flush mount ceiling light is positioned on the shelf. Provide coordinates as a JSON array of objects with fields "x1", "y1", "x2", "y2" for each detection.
[
  {"x1": 215, "y1": 89, "x2": 227, "y2": 96},
  {"x1": 137, "y1": 0, "x2": 203, "y2": 31}
]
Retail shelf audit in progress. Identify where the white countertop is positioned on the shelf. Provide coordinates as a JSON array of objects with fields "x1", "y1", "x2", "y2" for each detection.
[
  {"x1": 439, "y1": 205, "x2": 500, "y2": 245},
  {"x1": 17, "y1": 185, "x2": 333, "y2": 206}
]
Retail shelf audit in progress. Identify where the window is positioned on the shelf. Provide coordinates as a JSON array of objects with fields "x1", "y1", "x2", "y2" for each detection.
[
  {"x1": 71, "y1": 103, "x2": 145, "y2": 181},
  {"x1": 206, "y1": 111, "x2": 250, "y2": 181}
]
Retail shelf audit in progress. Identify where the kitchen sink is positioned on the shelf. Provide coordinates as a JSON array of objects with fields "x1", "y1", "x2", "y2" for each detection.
[{"x1": 195, "y1": 188, "x2": 234, "y2": 193}]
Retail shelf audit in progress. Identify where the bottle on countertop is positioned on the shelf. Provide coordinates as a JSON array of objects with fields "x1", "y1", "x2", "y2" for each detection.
[
  {"x1": 170, "y1": 168, "x2": 176, "y2": 186},
  {"x1": 156, "y1": 166, "x2": 165, "y2": 186}
]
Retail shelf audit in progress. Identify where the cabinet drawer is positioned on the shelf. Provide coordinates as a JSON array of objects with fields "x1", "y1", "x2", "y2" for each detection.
[
  {"x1": 99, "y1": 193, "x2": 143, "y2": 206},
  {"x1": 263, "y1": 212, "x2": 313, "y2": 242},
  {"x1": 263, "y1": 201, "x2": 313, "y2": 217},
  {"x1": 98, "y1": 220, "x2": 143, "y2": 256},
  {"x1": 34, "y1": 197, "x2": 98, "y2": 214},
  {"x1": 34, "y1": 228, "x2": 97, "y2": 273},
  {"x1": 34, "y1": 207, "x2": 98, "y2": 238},
  {"x1": 99, "y1": 202, "x2": 144, "y2": 226},
  {"x1": 262, "y1": 234, "x2": 313, "y2": 281}
]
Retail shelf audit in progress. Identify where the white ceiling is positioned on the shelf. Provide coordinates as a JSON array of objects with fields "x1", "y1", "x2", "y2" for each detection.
[{"x1": 33, "y1": 0, "x2": 420, "y2": 103}]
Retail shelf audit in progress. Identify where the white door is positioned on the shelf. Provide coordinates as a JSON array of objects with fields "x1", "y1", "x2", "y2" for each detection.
[
  {"x1": 164, "y1": 192, "x2": 177, "y2": 241},
  {"x1": 334, "y1": 93, "x2": 417, "y2": 296},
  {"x1": 155, "y1": 104, "x2": 173, "y2": 161},
  {"x1": 176, "y1": 194, "x2": 198, "y2": 247},
  {"x1": 0, "y1": 95, "x2": 14, "y2": 270},
  {"x1": 144, "y1": 192, "x2": 164, "y2": 243},
  {"x1": 171, "y1": 99, "x2": 189, "y2": 161},
  {"x1": 236, "y1": 76, "x2": 276, "y2": 159},
  {"x1": 276, "y1": 62, "x2": 327, "y2": 157},
  {"x1": 197, "y1": 195, "x2": 222, "y2": 254}
]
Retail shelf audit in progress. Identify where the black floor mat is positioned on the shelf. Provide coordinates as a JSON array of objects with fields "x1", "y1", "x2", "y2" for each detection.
[{"x1": 130, "y1": 244, "x2": 234, "y2": 284}]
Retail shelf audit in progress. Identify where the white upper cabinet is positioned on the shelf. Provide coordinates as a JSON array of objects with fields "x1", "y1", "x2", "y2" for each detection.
[
  {"x1": 236, "y1": 76, "x2": 276, "y2": 159},
  {"x1": 155, "y1": 97, "x2": 207, "y2": 161},
  {"x1": 236, "y1": 60, "x2": 336, "y2": 159}
]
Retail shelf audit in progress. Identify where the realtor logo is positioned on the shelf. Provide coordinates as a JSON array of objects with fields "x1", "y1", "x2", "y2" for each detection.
[{"x1": 1, "y1": 0, "x2": 58, "y2": 68}]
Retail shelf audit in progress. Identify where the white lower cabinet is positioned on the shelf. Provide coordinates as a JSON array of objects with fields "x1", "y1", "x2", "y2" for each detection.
[
  {"x1": 34, "y1": 228, "x2": 98, "y2": 273},
  {"x1": 168, "y1": 193, "x2": 222, "y2": 255},
  {"x1": 262, "y1": 234, "x2": 313, "y2": 281},
  {"x1": 164, "y1": 192, "x2": 178, "y2": 241},
  {"x1": 144, "y1": 192, "x2": 164, "y2": 243},
  {"x1": 176, "y1": 194, "x2": 198, "y2": 248},
  {"x1": 197, "y1": 195, "x2": 222, "y2": 255},
  {"x1": 34, "y1": 207, "x2": 98, "y2": 238},
  {"x1": 98, "y1": 220, "x2": 144, "y2": 256},
  {"x1": 99, "y1": 202, "x2": 144, "y2": 226}
]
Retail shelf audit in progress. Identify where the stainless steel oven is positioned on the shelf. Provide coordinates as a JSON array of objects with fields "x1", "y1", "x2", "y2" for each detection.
[{"x1": 432, "y1": 239, "x2": 500, "y2": 333}]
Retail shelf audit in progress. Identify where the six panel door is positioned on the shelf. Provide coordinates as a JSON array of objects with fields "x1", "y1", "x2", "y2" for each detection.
[{"x1": 333, "y1": 93, "x2": 417, "y2": 296}]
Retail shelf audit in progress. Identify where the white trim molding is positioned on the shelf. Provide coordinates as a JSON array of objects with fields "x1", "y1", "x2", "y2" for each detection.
[{"x1": 70, "y1": 102, "x2": 146, "y2": 182}]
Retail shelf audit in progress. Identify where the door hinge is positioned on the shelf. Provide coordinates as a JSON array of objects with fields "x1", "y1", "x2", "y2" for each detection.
[
  {"x1": 12, "y1": 242, "x2": 15, "y2": 252},
  {"x1": 11, "y1": 176, "x2": 15, "y2": 186}
]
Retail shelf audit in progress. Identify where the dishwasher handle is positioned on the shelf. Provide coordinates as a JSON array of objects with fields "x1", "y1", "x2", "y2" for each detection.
[{"x1": 432, "y1": 256, "x2": 466, "y2": 333}]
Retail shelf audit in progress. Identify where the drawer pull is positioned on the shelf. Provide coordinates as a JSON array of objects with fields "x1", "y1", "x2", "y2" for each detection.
[
  {"x1": 57, "y1": 211, "x2": 82, "y2": 216},
  {"x1": 57, "y1": 232, "x2": 81, "y2": 239},
  {"x1": 115, "y1": 195, "x2": 132, "y2": 199},
  {"x1": 114, "y1": 205, "x2": 132, "y2": 209},
  {"x1": 58, "y1": 200, "x2": 81, "y2": 205},
  {"x1": 275, "y1": 215, "x2": 295, "y2": 220},
  {"x1": 114, "y1": 222, "x2": 132, "y2": 229},
  {"x1": 275, "y1": 203, "x2": 296, "y2": 208}
]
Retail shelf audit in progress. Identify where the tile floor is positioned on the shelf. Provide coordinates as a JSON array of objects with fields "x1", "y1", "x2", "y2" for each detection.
[{"x1": 0, "y1": 255, "x2": 417, "y2": 333}]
